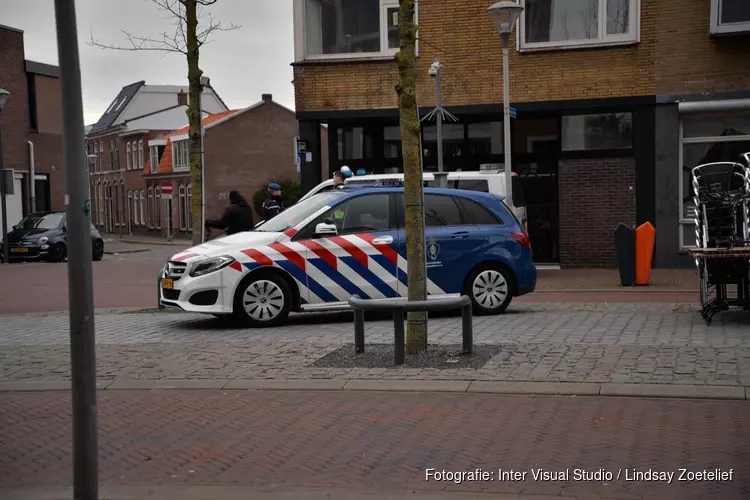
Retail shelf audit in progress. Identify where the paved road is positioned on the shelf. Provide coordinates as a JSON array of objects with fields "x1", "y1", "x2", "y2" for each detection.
[
  {"x1": 1, "y1": 390, "x2": 748, "y2": 499},
  {"x1": 2, "y1": 304, "x2": 749, "y2": 386}
]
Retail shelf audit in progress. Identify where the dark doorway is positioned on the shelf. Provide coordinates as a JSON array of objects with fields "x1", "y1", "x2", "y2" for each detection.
[{"x1": 34, "y1": 175, "x2": 51, "y2": 213}]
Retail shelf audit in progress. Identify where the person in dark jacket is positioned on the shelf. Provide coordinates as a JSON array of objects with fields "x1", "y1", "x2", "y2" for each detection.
[
  {"x1": 332, "y1": 171, "x2": 346, "y2": 189},
  {"x1": 262, "y1": 183, "x2": 285, "y2": 220},
  {"x1": 205, "y1": 190, "x2": 255, "y2": 236}
]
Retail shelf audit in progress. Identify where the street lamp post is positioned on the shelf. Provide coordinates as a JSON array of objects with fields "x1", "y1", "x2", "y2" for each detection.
[
  {"x1": 0, "y1": 88, "x2": 10, "y2": 265},
  {"x1": 488, "y1": 1, "x2": 523, "y2": 209},
  {"x1": 199, "y1": 76, "x2": 209, "y2": 243}
]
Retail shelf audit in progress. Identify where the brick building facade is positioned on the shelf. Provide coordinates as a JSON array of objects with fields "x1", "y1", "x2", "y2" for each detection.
[
  {"x1": 0, "y1": 24, "x2": 65, "y2": 234},
  {"x1": 290, "y1": 0, "x2": 750, "y2": 267}
]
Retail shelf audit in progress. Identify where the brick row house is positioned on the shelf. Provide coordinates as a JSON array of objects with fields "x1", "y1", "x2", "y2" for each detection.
[
  {"x1": 0, "y1": 24, "x2": 65, "y2": 234},
  {"x1": 85, "y1": 81, "x2": 229, "y2": 238},
  {"x1": 290, "y1": 0, "x2": 750, "y2": 268},
  {"x1": 143, "y1": 94, "x2": 329, "y2": 236}
]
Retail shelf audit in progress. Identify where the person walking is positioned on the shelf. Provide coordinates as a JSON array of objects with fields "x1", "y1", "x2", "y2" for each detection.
[
  {"x1": 205, "y1": 190, "x2": 255, "y2": 237},
  {"x1": 262, "y1": 183, "x2": 285, "y2": 221}
]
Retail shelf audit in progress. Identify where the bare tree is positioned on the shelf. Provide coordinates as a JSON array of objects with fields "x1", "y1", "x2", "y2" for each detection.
[
  {"x1": 90, "y1": 0, "x2": 239, "y2": 245},
  {"x1": 395, "y1": 0, "x2": 428, "y2": 354}
]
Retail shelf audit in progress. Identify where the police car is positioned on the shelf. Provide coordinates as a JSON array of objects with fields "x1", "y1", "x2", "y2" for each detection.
[{"x1": 160, "y1": 186, "x2": 536, "y2": 327}]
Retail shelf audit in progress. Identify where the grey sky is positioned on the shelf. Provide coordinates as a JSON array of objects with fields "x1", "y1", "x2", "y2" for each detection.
[{"x1": 0, "y1": 0, "x2": 295, "y2": 125}]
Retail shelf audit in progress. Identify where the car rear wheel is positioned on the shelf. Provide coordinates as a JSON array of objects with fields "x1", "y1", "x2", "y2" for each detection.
[
  {"x1": 92, "y1": 240, "x2": 104, "y2": 261},
  {"x1": 465, "y1": 265, "x2": 514, "y2": 315},
  {"x1": 233, "y1": 273, "x2": 292, "y2": 327}
]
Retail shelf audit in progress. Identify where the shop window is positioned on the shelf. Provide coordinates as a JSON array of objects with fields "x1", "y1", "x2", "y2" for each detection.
[
  {"x1": 467, "y1": 122, "x2": 503, "y2": 155},
  {"x1": 337, "y1": 127, "x2": 374, "y2": 160},
  {"x1": 384, "y1": 126, "x2": 401, "y2": 158},
  {"x1": 521, "y1": 0, "x2": 638, "y2": 50},
  {"x1": 423, "y1": 124, "x2": 465, "y2": 162},
  {"x1": 562, "y1": 113, "x2": 633, "y2": 151},
  {"x1": 303, "y1": 0, "x2": 410, "y2": 58}
]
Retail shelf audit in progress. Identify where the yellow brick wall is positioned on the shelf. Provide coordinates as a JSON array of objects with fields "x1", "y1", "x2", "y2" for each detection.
[{"x1": 293, "y1": 0, "x2": 750, "y2": 113}]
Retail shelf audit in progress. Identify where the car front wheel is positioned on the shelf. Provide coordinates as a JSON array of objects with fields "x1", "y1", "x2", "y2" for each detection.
[
  {"x1": 465, "y1": 265, "x2": 514, "y2": 315},
  {"x1": 233, "y1": 273, "x2": 292, "y2": 327}
]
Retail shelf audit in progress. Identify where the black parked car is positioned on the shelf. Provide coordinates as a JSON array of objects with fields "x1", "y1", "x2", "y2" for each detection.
[{"x1": 0, "y1": 212, "x2": 104, "y2": 263}]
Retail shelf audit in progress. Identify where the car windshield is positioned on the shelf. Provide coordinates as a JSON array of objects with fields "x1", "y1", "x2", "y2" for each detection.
[
  {"x1": 16, "y1": 213, "x2": 65, "y2": 230},
  {"x1": 254, "y1": 192, "x2": 343, "y2": 233}
]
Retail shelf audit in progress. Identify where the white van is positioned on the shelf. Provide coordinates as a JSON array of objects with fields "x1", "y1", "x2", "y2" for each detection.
[{"x1": 299, "y1": 170, "x2": 528, "y2": 231}]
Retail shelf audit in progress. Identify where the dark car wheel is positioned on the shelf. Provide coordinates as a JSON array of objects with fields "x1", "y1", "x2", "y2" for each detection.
[
  {"x1": 93, "y1": 240, "x2": 104, "y2": 261},
  {"x1": 464, "y1": 264, "x2": 515, "y2": 315},
  {"x1": 48, "y1": 243, "x2": 67, "y2": 263},
  {"x1": 233, "y1": 272, "x2": 292, "y2": 328}
]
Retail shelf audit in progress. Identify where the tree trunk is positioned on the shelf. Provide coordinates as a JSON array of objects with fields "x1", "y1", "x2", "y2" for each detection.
[
  {"x1": 395, "y1": 0, "x2": 427, "y2": 354},
  {"x1": 184, "y1": 0, "x2": 204, "y2": 245}
]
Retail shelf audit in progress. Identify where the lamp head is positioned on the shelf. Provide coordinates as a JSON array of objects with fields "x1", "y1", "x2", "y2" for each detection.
[
  {"x1": 0, "y1": 88, "x2": 10, "y2": 112},
  {"x1": 488, "y1": 1, "x2": 524, "y2": 34}
]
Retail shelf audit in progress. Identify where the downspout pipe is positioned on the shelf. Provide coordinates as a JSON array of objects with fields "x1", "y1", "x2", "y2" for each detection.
[{"x1": 28, "y1": 141, "x2": 36, "y2": 213}]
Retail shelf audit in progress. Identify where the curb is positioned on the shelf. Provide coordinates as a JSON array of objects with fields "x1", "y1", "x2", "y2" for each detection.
[
  {"x1": 120, "y1": 239, "x2": 189, "y2": 247},
  {"x1": 534, "y1": 288, "x2": 695, "y2": 293},
  {"x1": 0, "y1": 380, "x2": 746, "y2": 401},
  {"x1": 104, "y1": 248, "x2": 150, "y2": 255}
]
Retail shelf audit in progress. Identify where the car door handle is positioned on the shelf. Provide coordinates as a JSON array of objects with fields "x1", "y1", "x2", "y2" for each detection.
[
  {"x1": 372, "y1": 235, "x2": 394, "y2": 245},
  {"x1": 450, "y1": 231, "x2": 470, "y2": 239}
]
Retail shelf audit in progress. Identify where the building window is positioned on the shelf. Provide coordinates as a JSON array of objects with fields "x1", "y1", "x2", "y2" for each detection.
[
  {"x1": 178, "y1": 185, "x2": 187, "y2": 231},
  {"x1": 423, "y1": 124, "x2": 465, "y2": 165},
  {"x1": 126, "y1": 142, "x2": 132, "y2": 170},
  {"x1": 186, "y1": 184, "x2": 193, "y2": 231},
  {"x1": 147, "y1": 186, "x2": 155, "y2": 229},
  {"x1": 138, "y1": 140, "x2": 144, "y2": 170},
  {"x1": 467, "y1": 122, "x2": 504, "y2": 156},
  {"x1": 679, "y1": 112, "x2": 750, "y2": 249},
  {"x1": 97, "y1": 184, "x2": 104, "y2": 225},
  {"x1": 384, "y1": 126, "x2": 401, "y2": 159},
  {"x1": 150, "y1": 146, "x2": 160, "y2": 172},
  {"x1": 337, "y1": 127, "x2": 374, "y2": 160},
  {"x1": 120, "y1": 182, "x2": 127, "y2": 229},
  {"x1": 131, "y1": 190, "x2": 139, "y2": 227},
  {"x1": 127, "y1": 190, "x2": 133, "y2": 231},
  {"x1": 155, "y1": 187, "x2": 162, "y2": 229},
  {"x1": 561, "y1": 113, "x2": 633, "y2": 151},
  {"x1": 139, "y1": 190, "x2": 146, "y2": 226},
  {"x1": 520, "y1": 0, "x2": 638, "y2": 51},
  {"x1": 98, "y1": 140, "x2": 103, "y2": 173},
  {"x1": 710, "y1": 0, "x2": 750, "y2": 35},
  {"x1": 303, "y1": 0, "x2": 411, "y2": 59},
  {"x1": 173, "y1": 140, "x2": 189, "y2": 170}
]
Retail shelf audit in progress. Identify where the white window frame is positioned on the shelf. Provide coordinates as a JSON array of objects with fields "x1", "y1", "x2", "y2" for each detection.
[
  {"x1": 518, "y1": 0, "x2": 640, "y2": 52},
  {"x1": 178, "y1": 185, "x2": 187, "y2": 231},
  {"x1": 132, "y1": 189, "x2": 139, "y2": 227},
  {"x1": 126, "y1": 142, "x2": 132, "y2": 170},
  {"x1": 138, "y1": 140, "x2": 144, "y2": 170},
  {"x1": 172, "y1": 140, "x2": 190, "y2": 172},
  {"x1": 147, "y1": 186, "x2": 155, "y2": 229},
  {"x1": 139, "y1": 190, "x2": 146, "y2": 226},
  {"x1": 711, "y1": 0, "x2": 750, "y2": 35},
  {"x1": 155, "y1": 186, "x2": 162, "y2": 229},
  {"x1": 295, "y1": 0, "x2": 418, "y2": 62},
  {"x1": 678, "y1": 115, "x2": 750, "y2": 249},
  {"x1": 150, "y1": 145, "x2": 160, "y2": 173},
  {"x1": 186, "y1": 184, "x2": 193, "y2": 231}
]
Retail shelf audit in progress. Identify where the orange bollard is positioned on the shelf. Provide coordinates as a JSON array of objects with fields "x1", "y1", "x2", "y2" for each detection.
[{"x1": 635, "y1": 222, "x2": 655, "y2": 286}]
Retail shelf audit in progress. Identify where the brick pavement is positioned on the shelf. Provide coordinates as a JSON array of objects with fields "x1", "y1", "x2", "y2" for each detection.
[{"x1": 1, "y1": 390, "x2": 748, "y2": 499}]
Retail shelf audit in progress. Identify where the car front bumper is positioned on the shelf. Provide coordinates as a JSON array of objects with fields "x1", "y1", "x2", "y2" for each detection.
[
  {"x1": 159, "y1": 266, "x2": 236, "y2": 315},
  {"x1": 0, "y1": 244, "x2": 52, "y2": 260}
]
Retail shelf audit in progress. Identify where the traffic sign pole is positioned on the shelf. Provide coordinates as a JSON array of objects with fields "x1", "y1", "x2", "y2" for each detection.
[{"x1": 160, "y1": 181, "x2": 173, "y2": 240}]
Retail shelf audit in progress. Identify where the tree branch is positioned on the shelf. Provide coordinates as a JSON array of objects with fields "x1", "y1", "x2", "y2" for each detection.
[{"x1": 89, "y1": 29, "x2": 186, "y2": 54}]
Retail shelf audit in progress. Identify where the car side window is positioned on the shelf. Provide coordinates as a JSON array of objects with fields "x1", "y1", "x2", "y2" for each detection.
[
  {"x1": 301, "y1": 194, "x2": 392, "y2": 238},
  {"x1": 457, "y1": 197, "x2": 504, "y2": 225},
  {"x1": 424, "y1": 194, "x2": 463, "y2": 227}
]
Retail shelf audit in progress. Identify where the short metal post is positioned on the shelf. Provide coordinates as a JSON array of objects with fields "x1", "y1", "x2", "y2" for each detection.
[
  {"x1": 354, "y1": 308, "x2": 365, "y2": 354},
  {"x1": 461, "y1": 302, "x2": 473, "y2": 354},
  {"x1": 393, "y1": 311, "x2": 405, "y2": 365}
]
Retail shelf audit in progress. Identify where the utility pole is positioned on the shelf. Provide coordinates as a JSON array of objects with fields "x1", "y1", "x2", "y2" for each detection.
[
  {"x1": 53, "y1": 1, "x2": 98, "y2": 499},
  {"x1": 423, "y1": 58, "x2": 458, "y2": 189},
  {"x1": 0, "y1": 88, "x2": 9, "y2": 264}
]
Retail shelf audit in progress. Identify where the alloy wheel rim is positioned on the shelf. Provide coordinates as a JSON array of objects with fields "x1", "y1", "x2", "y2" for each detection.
[
  {"x1": 243, "y1": 280, "x2": 284, "y2": 321},
  {"x1": 473, "y1": 270, "x2": 508, "y2": 309}
]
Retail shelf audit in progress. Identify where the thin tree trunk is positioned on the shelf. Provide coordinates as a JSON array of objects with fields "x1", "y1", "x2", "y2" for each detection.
[
  {"x1": 395, "y1": 0, "x2": 427, "y2": 354},
  {"x1": 185, "y1": 0, "x2": 203, "y2": 245}
]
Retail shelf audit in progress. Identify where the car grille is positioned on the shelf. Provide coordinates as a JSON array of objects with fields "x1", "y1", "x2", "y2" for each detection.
[
  {"x1": 162, "y1": 289, "x2": 181, "y2": 301},
  {"x1": 165, "y1": 261, "x2": 187, "y2": 281}
]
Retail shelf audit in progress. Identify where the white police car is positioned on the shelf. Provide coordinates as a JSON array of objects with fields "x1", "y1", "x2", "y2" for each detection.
[{"x1": 160, "y1": 186, "x2": 536, "y2": 327}]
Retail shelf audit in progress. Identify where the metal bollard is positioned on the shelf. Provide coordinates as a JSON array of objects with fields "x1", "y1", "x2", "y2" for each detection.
[
  {"x1": 157, "y1": 268, "x2": 165, "y2": 310},
  {"x1": 354, "y1": 308, "x2": 365, "y2": 354},
  {"x1": 393, "y1": 311, "x2": 405, "y2": 365},
  {"x1": 461, "y1": 302, "x2": 473, "y2": 354}
]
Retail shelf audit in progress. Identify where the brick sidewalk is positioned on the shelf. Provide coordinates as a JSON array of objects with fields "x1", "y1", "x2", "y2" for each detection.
[{"x1": 1, "y1": 390, "x2": 748, "y2": 499}]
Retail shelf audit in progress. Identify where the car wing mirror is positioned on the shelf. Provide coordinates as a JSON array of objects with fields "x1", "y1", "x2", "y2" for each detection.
[{"x1": 315, "y1": 222, "x2": 338, "y2": 237}]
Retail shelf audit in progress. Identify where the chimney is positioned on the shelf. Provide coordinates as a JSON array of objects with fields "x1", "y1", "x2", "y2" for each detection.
[
  {"x1": 262, "y1": 93, "x2": 273, "y2": 103},
  {"x1": 177, "y1": 91, "x2": 188, "y2": 106}
]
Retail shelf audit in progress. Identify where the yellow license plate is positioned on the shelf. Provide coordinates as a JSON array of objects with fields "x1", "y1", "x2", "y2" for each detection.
[
  {"x1": 162, "y1": 278, "x2": 174, "y2": 290},
  {"x1": 11, "y1": 248, "x2": 29, "y2": 253}
]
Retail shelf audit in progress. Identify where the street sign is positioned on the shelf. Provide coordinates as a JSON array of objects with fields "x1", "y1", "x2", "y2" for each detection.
[
  {"x1": 296, "y1": 139, "x2": 307, "y2": 166},
  {"x1": 509, "y1": 107, "x2": 517, "y2": 119},
  {"x1": 160, "y1": 181, "x2": 173, "y2": 200}
]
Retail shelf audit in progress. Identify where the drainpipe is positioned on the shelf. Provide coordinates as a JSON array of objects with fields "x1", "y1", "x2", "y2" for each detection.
[{"x1": 28, "y1": 141, "x2": 36, "y2": 213}]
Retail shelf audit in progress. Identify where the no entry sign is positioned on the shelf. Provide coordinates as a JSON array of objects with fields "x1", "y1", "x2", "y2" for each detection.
[{"x1": 161, "y1": 181, "x2": 173, "y2": 199}]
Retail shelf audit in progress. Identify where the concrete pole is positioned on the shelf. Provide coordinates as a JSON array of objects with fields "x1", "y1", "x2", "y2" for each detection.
[
  {"x1": 53, "y1": 1, "x2": 98, "y2": 498},
  {"x1": 436, "y1": 61, "x2": 444, "y2": 176},
  {"x1": 198, "y1": 89, "x2": 206, "y2": 243},
  {"x1": 0, "y1": 131, "x2": 8, "y2": 264},
  {"x1": 501, "y1": 31, "x2": 513, "y2": 208}
]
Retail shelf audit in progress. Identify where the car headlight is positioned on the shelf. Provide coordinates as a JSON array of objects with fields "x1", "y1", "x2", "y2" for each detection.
[
  {"x1": 189, "y1": 255, "x2": 235, "y2": 277},
  {"x1": 38, "y1": 236, "x2": 48, "y2": 245}
]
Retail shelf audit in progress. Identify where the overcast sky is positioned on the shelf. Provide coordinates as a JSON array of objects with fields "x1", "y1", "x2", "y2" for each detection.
[{"x1": 0, "y1": 0, "x2": 296, "y2": 125}]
